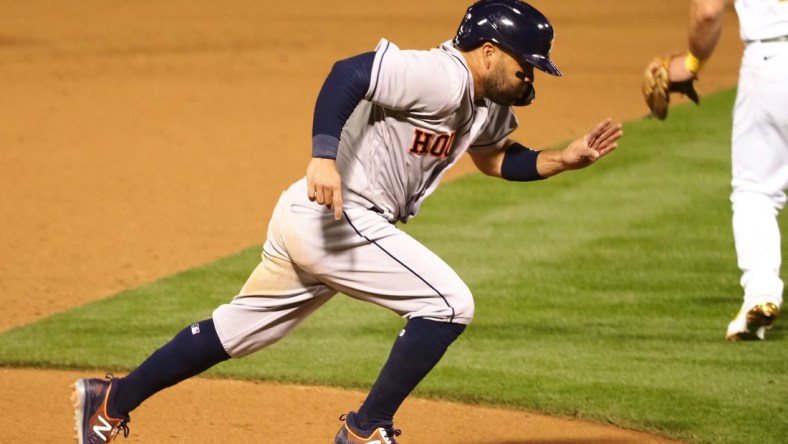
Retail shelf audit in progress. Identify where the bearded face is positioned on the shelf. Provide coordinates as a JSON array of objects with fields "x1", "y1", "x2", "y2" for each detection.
[{"x1": 483, "y1": 52, "x2": 534, "y2": 106}]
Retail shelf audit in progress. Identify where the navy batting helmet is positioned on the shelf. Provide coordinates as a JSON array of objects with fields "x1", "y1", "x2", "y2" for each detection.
[{"x1": 454, "y1": 0, "x2": 561, "y2": 76}]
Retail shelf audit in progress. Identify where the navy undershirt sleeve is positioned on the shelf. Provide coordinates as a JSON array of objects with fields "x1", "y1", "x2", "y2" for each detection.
[{"x1": 312, "y1": 51, "x2": 375, "y2": 159}]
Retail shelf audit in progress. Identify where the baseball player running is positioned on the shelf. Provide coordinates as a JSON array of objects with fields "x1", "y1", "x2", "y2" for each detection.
[
  {"x1": 72, "y1": 1, "x2": 622, "y2": 443},
  {"x1": 644, "y1": 0, "x2": 786, "y2": 341}
]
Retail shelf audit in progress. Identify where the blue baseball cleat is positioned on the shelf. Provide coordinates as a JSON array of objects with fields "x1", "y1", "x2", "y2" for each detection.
[
  {"x1": 334, "y1": 411, "x2": 401, "y2": 444},
  {"x1": 72, "y1": 375, "x2": 130, "y2": 443}
]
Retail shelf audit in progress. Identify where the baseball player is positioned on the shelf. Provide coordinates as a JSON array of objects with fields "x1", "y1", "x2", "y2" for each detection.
[
  {"x1": 644, "y1": 0, "x2": 786, "y2": 341},
  {"x1": 72, "y1": 1, "x2": 622, "y2": 443}
]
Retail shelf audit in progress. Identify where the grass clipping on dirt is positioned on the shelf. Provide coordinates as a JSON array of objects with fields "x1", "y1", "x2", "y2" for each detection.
[{"x1": 1, "y1": 89, "x2": 785, "y2": 444}]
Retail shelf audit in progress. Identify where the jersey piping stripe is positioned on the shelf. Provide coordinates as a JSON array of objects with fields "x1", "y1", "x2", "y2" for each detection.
[
  {"x1": 368, "y1": 40, "x2": 391, "y2": 100},
  {"x1": 343, "y1": 211, "x2": 457, "y2": 323},
  {"x1": 442, "y1": 48, "x2": 475, "y2": 133}
]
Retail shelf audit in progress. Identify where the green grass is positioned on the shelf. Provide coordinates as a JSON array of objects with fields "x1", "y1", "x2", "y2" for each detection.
[{"x1": 1, "y1": 89, "x2": 786, "y2": 444}]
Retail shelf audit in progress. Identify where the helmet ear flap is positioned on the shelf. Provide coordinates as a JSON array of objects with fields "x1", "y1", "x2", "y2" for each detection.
[{"x1": 514, "y1": 83, "x2": 535, "y2": 106}]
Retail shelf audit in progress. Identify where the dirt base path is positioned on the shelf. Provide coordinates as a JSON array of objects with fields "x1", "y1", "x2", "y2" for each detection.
[
  {"x1": 0, "y1": 0, "x2": 741, "y2": 442},
  {"x1": 3, "y1": 368, "x2": 682, "y2": 444}
]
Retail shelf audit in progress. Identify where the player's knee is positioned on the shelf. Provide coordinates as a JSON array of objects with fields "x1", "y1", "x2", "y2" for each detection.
[
  {"x1": 732, "y1": 188, "x2": 786, "y2": 212},
  {"x1": 449, "y1": 284, "x2": 475, "y2": 324},
  {"x1": 411, "y1": 284, "x2": 474, "y2": 324}
]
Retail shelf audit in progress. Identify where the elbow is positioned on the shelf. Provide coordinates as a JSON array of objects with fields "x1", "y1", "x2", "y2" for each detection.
[
  {"x1": 693, "y1": 0, "x2": 725, "y2": 24},
  {"x1": 476, "y1": 161, "x2": 504, "y2": 178},
  {"x1": 468, "y1": 151, "x2": 504, "y2": 178}
]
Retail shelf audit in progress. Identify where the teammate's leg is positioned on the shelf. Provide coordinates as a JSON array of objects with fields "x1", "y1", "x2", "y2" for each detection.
[
  {"x1": 731, "y1": 191, "x2": 784, "y2": 304},
  {"x1": 727, "y1": 44, "x2": 788, "y2": 340},
  {"x1": 729, "y1": 190, "x2": 784, "y2": 340}
]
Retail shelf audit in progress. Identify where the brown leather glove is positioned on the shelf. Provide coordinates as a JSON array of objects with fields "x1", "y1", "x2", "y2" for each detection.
[{"x1": 642, "y1": 54, "x2": 700, "y2": 120}]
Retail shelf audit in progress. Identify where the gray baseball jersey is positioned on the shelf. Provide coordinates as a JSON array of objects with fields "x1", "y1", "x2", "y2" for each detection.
[
  {"x1": 213, "y1": 38, "x2": 517, "y2": 357},
  {"x1": 340, "y1": 38, "x2": 517, "y2": 223}
]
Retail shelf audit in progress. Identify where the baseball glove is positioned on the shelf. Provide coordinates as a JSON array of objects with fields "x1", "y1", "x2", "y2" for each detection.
[{"x1": 642, "y1": 54, "x2": 700, "y2": 120}]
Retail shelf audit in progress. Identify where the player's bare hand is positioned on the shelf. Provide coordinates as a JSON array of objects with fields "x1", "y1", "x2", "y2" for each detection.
[
  {"x1": 562, "y1": 118, "x2": 623, "y2": 170},
  {"x1": 306, "y1": 157, "x2": 343, "y2": 220}
]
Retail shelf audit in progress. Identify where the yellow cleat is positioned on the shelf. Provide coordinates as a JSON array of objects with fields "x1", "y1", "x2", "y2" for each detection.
[{"x1": 726, "y1": 302, "x2": 780, "y2": 341}]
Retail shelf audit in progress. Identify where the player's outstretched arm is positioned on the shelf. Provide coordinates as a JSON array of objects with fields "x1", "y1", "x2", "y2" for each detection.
[
  {"x1": 537, "y1": 118, "x2": 622, "y2": 178},
  {"x1": 306, "y1": 157, "x2": 343, "y2": 220},
  {"x1": 468, "y1": 118, "x2": 622, "y2": 181}
]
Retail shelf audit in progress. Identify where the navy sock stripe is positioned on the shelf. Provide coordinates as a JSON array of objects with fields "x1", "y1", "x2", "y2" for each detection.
[{"x1": 344, "y1": 211, "x2": 456, "y2": 322}]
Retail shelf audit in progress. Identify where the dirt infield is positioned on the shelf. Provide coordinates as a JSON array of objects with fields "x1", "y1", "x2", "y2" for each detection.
[{"x1": 0, "y1": 0, "x2": 741, "y2": 442}]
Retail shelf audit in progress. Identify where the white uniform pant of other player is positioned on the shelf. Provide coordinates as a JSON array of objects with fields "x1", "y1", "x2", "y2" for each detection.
[{"x1": 728, "y1": 40, "x2": 788, "y2": 337}]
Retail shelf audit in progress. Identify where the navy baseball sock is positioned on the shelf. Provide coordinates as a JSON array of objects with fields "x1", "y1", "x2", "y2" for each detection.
[
  {"x1": 111, "y1": 318, "x2": 230, "y2": 417},
  {"x1": 354, "y1": 317, "x2": 466, "y2": 431}
]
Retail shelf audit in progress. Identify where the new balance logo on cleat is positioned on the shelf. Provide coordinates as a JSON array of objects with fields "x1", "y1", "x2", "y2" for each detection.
[
  {"x1": 72, "y1": 375, "x2": 130, "y2": 444},
  {"x1": 93, "y1": 415, "x2": 114, "y2": 441},
  {"x1": 334, "y1": 412, "x2": 401, "y2": 444}
]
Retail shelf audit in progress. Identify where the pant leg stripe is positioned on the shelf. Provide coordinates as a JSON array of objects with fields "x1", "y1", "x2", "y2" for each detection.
[{"x1": 343, "y1": 211, "x2": 456, "y2": 323}]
